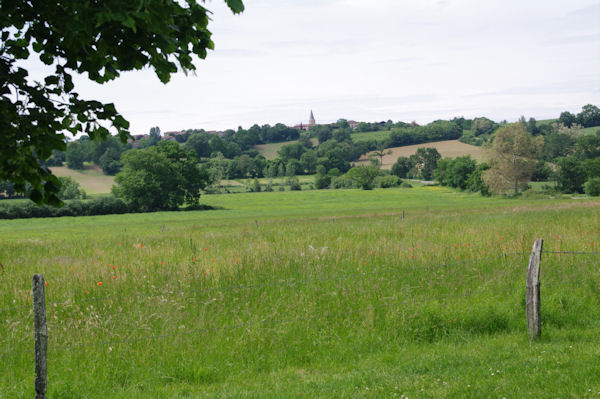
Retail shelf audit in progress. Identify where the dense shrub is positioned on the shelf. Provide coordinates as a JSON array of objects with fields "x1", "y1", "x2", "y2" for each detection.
[
  {"x1": 315, "y1": 173, "x2": 331, "y2": 189},
  {"x1": 584, "y1": 177, "x2": 600, "y2": 196},
  {"x1": 287, "y1": 176, "x2": 302, "y2": 191},
  {"x1": 0, "y1": 197, "x2": 130, "y2": 219},
  {"x1": 58, "y1": 177, "x2": 86, "y2": 200},
  {"x1": 375, "y1": 175, "x2": 402, "y2": 188},
  {"x1": 330, "y1": 175, "x2": 358, "y2": 189},
  {"x1": 385, "y1": 120, "x2": 462, "y2": 148}
]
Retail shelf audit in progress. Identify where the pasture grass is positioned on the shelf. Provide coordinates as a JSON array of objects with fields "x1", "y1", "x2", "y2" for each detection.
[
  {"x1": 50, "y1": 165, "x2": 115, "y2": 195},
  {"x1": 350, "y1": 130, "x2": 392, "y2": 142},
  {"x1": 1, "y1": 187, "x2": 599, "y2": 398},
  {"x1": 580, "y1": 126, "x2": 600, "y2": 135}
]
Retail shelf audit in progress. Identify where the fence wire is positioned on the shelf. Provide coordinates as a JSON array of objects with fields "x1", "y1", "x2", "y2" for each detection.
[{"x1": 544, "y1": 251, "x2": 600, "y2": 255}]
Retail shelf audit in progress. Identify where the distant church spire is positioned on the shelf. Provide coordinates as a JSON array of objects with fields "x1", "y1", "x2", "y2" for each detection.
[{"x1": 309, "y1": 110, "x2": 316, "y2": 126}]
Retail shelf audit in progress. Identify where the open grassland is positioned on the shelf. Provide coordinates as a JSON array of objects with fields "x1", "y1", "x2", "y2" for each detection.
[
  {"x1": 1, "y1": 188, "x2": 599, "y2": 398},
  {"x1": 50, "y1": 165, "x2": 115, "y2": 195},
  {"x1": 351, "y1": 130, "x2": 392, "y2": 142},
  {"x1": 580, "y1": 126, "x2": 600, "y2": 135},
  {"x1": 357, "y1": 140, "x2": 486, "y2": 169}
]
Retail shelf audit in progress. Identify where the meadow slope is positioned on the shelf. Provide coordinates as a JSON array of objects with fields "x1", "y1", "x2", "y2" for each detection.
[
  {"x1": 357, "y1": 140, "x2": 486, "y2": 169},
  {"x1": 50, "y1": 165, "x2": 115, "y2": 195}
]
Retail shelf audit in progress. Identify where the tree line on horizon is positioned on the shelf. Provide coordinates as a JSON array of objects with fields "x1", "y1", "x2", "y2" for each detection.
[{"x1": 1, "y1": 105, "x2": 599, "y2": 217}]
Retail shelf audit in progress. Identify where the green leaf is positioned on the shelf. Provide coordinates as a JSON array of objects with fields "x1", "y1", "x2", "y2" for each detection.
[
  {"x1": 32, "y1": 41, "x2": 44, "y2": 52},
  {"x1": 44, "y1": 76, "x2": 59, "y2": 86},
  {"x1": 113, "y1": 115, "x2": 130, "y2": 129},
  {"x1": 225, "y1": 0, "x2": 245, "y2": 13},
  {"x1": 30, "y1": 189, "x2": 43, "y2": 204},
  {"x1": 40, "y1": 53, "x2": 54, "y2": 65}
]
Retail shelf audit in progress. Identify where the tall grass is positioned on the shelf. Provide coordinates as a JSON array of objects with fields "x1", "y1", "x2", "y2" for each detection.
[{"x1": 1, "y1": 187, "x2": 599, "y2": 398}]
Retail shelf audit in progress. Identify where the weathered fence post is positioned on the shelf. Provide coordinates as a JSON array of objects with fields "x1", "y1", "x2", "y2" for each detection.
[
  {"x1": 401, "y1": 210, "x2": 405, "y2": 220},
  {"x1": 32, "y1": 274, "x2": 47, "y2": 399},
  {"x1": 526, "y1": 239, "x2": 543, "y2": 340}
]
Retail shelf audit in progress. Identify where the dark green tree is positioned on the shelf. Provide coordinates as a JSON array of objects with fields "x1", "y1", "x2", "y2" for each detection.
[
  {"x1": 65, "y1": 142, "x2": 86, "y2": 170},
  {"x1": 57, "y1": 176, "x2": 85, "y2": 200},
  {"x1": 0, "y1": 0, "x2": 244, "y2": 205},
  {"x1": 575, "y1": 132, "x2": 600, "y2": 160},
  {"x1": 482, "y1": 123, "x2": 543, "y2": 195},
  {"x1": 98, "y1": 147, "x2": 123, "y2": 175},
  {"x1": 466, "y1": 162, "x2": 490, "y2": 196},
  {"x1": 314, "y1": 165, "x2": 331, "y2": 189},
  {"x1": 346, "y1": 166, "x2": 380, "y2": 190},
  {"x1": 576, "y1": 104, "x2": 600, "y2": 127},
  {"x1": 554, "y1": 156, "x2": 587, "y2": 193},
  {"x1": 584, "y1": 178, "x2": 600, "y2": 197},
  {"x1": 434, "y1": 156, "x2": 477, "y2": 190},
  {"x1": 278, "y1": 143, "x2": 306, "y2": 161},
  {"x1": 526, "y1": 118, "x2": 539, "y2": 135},
  {"x1": 583, "y1": 158, "x2": 600, "y2": 180},
  {"x1": 115, "y1": 150, "x2": 182, "y2": 211},
  {"x1": 186, "y1": 133, "x2": 212, "y2": 159},
  {"x1": 472, "y1": 117, "x2": 497, "y2": 136},
  {"x1": 410, "y1": 148, "x2": 441, "y2": 180},
  {"x1": 391, "y1": 156, "x2": 413, "y2": 178},
  {"x1": 314, "y1": 125, "x2": 333, "y2": 144},
  {"x1": 558, "y1": 111, "x2": 576, "y2": 128},
  {"x1": 114, "y1": 142, "x2": 210, "y2": 211},
  {"x1": 542, "y1": 133, "x2": 575, "y2": 161},
  {"x1": 138, "y1": 126, "x2": 162, "y2": 148},
  {"x1": 300, "y1": 150, "x2": 318, "y2": 174}
]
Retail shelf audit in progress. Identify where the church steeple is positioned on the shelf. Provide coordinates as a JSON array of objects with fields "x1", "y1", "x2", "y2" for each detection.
[{"x1": 309, "y1": 110, "x2": 315, "y2": 126}]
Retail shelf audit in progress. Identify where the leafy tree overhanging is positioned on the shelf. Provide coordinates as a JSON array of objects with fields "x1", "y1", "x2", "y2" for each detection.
[{"x1": 0, "y1": 0, "x2": 244, "y2": 205}]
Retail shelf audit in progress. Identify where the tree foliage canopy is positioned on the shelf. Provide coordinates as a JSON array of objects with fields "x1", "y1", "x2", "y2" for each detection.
[
  {"x1": 0, "y1": 0, "x2": 244, "y2": 205},
  {"x1": 114, "y1": 142, "x2": 210, "y2": 212},
  {"x1": 482, "y1": 123, "x2": 543, "y2": 195}
]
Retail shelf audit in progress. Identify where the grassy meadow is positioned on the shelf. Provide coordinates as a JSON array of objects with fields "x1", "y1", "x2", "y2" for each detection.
[
  {"x1": 50, "y1": 165, "x2": 115, "y2": 195},
  {"x1": 350, "y1": 130, "x2": 392, "y2": 142},
  {"x1": 1, "y1": 187, "x2": 599, "y2": 398}
]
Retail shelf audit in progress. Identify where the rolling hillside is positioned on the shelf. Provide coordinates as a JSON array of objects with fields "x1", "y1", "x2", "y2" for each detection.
[
  {"x1": 50, "y1": 165, "x2": 115, "y2": 194},
  {"x1": 356, "y1": 139, "x2": 486, "y2": 169}
]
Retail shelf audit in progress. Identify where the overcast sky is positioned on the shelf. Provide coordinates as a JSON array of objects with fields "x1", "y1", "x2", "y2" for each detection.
[{"x1": 70, "y1": 0, "x2": 600, "y2": 133}]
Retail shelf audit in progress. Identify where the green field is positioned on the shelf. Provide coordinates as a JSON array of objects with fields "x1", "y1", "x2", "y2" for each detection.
[
  {"x1": 1, "y1": 188, "x2": 599, "y2": 398},
  {"x1": 50, "y1": 165, "x2": 115, "y2": 195},
  {"x1": 350, "y1": 130, "x2": 392, "y2": 142},
  {"x1": 580, "y1": 126, "x2": 600, "y2": 135}
]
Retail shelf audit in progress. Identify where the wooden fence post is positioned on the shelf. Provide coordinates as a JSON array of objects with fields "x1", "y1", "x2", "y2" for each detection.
[
  {"x1": 33, "y1": 274, "x2": 47, "y2": 399},
  {"x1": 526, "y1": 239, "x2": 543, "y2": 340}
]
